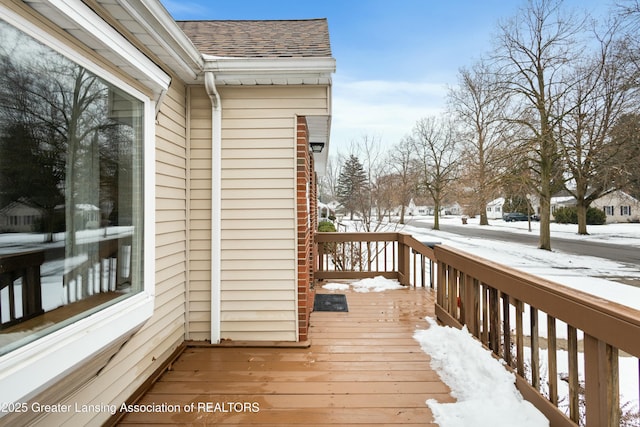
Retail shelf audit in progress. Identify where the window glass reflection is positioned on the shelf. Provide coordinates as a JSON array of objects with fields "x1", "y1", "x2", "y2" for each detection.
[{"x1": 0, "y1": 19, "x2": 144, "y2": 355}]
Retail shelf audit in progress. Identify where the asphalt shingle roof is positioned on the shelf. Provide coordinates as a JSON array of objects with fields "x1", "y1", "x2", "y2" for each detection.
[{"x1": 177, "y1": 19, "x2": 332, "y2": 58}]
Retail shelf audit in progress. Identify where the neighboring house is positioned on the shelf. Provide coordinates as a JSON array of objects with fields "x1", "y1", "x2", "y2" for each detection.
[
  {"x1": 550, "y1": 190, "x2": 640, "y2": 223},
  {"x1": 0, "y1": 200, "x2": 43, "y2": 233},
  {"x1": 486, "y1": 197, "x2": 505, "y2": 220},
  {"x1": 317, "y1": 201, "x2": 335, "y2": 221},
  {"x1": 407, "y1": 199, "x2": 430, "y2": 216},
  {"x1": 54, "y1": 204, "x2": 101, "y2": 229},
  {"x1": 442, "y1": 202, "x2": 462, "y2": 215},
  {"x1": 592, "y1": 191, "x2": 640, "y2": 223},
  {"x1": 0, "y1": 1, "x2": 334, "y2": 425}
]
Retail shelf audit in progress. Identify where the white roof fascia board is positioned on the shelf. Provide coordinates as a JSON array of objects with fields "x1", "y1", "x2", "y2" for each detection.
[{"x1": 113, "y1": 0, "x2": 204, "y2": 80}]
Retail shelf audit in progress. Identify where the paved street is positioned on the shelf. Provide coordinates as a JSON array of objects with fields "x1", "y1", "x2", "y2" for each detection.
[{"x1": 407, "y1": 220, "x2": 640, "y2": 266}]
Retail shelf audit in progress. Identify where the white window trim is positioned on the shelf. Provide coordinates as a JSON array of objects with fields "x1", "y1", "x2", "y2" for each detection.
[{"x1": 0, "y1": 5, "x2": 159, "y2": 404}]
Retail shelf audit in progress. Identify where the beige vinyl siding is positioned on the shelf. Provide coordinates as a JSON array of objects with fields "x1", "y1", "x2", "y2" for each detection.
[
  {"x1": 220, "y1": 85, "x2": 328, "y2": 341},
  {"x1": 0, "y1": 6, "x2": 188, "y2": 420},
  {"x1": 186, "y1": 84, "x2": 329, "y2": 341}
]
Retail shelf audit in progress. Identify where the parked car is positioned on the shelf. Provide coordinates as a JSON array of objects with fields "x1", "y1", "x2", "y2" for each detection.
[{"x1": 503, "y1": 212, "x2": 529, "y2": 222}]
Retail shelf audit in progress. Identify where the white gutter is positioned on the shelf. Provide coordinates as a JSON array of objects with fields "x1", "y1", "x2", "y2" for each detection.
[
  {"x1": 202, "y1": 55, "x2": 336, "y2": 73},
  {"x1": 204, "y1": 71, "x2": 222, "y2": 343},
  {"x1": 203, "y1": 55, "x2": 335, "y2": 85}
]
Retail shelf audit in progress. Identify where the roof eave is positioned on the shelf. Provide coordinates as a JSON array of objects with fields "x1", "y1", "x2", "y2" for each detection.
[
  {"x1": 112, "y1": 0, "x2": 205, "y2": 81},
  {"x1": 24, "y1": 0, "x2": 204, "y2": 85},
  {"x1": 202, "y1": 55, "x2": 336, "y2": 85}
]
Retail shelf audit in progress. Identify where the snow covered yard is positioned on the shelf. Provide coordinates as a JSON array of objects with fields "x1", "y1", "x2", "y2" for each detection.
[{"x1": 403, "y1": 216, "x2": 640, "y2": 309}]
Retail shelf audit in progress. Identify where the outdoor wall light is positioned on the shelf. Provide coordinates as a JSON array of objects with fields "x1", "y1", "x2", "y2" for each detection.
[{"x1": 310, "y1": 142, "x2": 325, "y2": 153}]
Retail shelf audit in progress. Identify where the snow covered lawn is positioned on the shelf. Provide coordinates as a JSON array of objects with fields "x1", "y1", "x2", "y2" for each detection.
[{"x1": 404, "y1": 216, "x2": 640, "y2": 309}]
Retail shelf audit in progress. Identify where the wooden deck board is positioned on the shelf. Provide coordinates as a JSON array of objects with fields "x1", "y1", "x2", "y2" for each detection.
[{"x1": 118, "y1": 286, "x2": 452, "y2": 426}]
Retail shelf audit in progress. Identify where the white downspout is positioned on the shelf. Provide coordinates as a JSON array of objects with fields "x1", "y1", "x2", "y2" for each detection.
[{"x1": 204, "y1": 71, "x2": 222, "y2": 343}]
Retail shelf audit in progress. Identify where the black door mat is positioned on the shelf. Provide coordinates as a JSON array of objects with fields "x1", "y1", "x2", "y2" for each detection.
[{"x1": 314, "y1": 294, "x2": 348, "y2": 312}]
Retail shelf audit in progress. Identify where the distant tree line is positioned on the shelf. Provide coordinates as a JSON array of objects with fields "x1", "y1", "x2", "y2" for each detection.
[{"x1": 321, "y1": 0, "x2": 640, "y2": 250}]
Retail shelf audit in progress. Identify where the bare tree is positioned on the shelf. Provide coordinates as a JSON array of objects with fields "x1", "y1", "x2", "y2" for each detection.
[
  {"x1": 616, "y1": 0, "x2": 640, "y2": 88},
  {"x1": 493, "y1": 0, "x2": 588, "y2": 250},
  {"x1": 410, "y1": 116, "x2": 459, "y2": 230},
  {"x1": 387, "y1": 136, "x2": 418, "y2": 224},
  {"x1": 448, "y1": 60, "x2": 512, "y2": 225},
  {"x1": 346, "y1": 134, "x2": 389, "y2": 231},
  {"x1": 558, "y1": 17, "x2": 636, "y2": 234},
  {"x1": 609, "y1": 113, "x2": 640, "y2": 200},
  {"x1": 318, "y1": 154, "x2": 340, "y2": 202}
]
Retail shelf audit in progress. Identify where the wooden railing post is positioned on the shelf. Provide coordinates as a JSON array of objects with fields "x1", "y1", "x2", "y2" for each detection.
[
  {"x1": 568, "y1": 325, "x2": 580, "y2": 423},
  {"x1": 584, "y1": 334, "x2": 619, "y2": 427},
  {"x1": 398, "y1": 239, "x2": 410, "y2": 286},
  {"x1": 316, "y1": 240, "x2": 324, "y2": 273},
  {"x1": 547, "y1": 315, "x2": 558, "y2": 405},
  {"x1": 488, "y1": 287, "x2": 500, "y2": 354},
  {"x1": 436, "y1": 261, "x2": 445, "y2": 307},
  {"x1": 0, "y1": 251, "x2": 45, "y2": 328}
]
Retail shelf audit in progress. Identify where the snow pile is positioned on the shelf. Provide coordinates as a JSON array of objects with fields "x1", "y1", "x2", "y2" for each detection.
[
  {"x1": 414, "y1": 317, "x2": 549, "y2": 427},
  {"x1": 322, "y1": 276, "x2": 404, "y2": 293},
  {"x1": 321, "y1": 282, "x2": 350, "y2": 291},
  {"x1": 351, "y1": 276, "x2": 404, "y2": 292}
]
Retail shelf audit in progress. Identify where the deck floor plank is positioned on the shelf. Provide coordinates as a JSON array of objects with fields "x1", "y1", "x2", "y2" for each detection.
[{"x1": 118, "y1": 286, "x2": 451, "y2": 426}]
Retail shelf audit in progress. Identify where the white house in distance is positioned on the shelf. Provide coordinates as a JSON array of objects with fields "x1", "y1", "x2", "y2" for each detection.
[
  {"x1": 0, "y1": 200, "x2": 43, "y2": 233},
  {"x1": 591, "y1": 191, "x2": 640, "y2": 223},
  {"x1": 0, "y1": 1, "x2": 334, "y2": 425},
  {"x1": 486, "y1": 197, "x2": 505, "y2": 220},
  {"x1": 550, "y1": 190, "x2": 640, "y2": 223},
  {"x1": 486, "y1": 191, "x2": 640, "y2": 223}
]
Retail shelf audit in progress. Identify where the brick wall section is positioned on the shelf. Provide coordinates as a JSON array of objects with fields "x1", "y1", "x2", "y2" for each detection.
[{"x1": 296, "y1": 116, "x2": 316, "y2": 342}]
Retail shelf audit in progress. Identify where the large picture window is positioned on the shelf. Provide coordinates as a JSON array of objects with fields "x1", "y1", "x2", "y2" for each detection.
[{"x1": 0, "y1": 19, "x2": 144, "y2": 356}]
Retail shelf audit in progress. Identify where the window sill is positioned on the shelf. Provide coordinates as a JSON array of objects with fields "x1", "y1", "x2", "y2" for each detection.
[{"x1": 0, "y1": 291, "x2": 153, "y2": 404}]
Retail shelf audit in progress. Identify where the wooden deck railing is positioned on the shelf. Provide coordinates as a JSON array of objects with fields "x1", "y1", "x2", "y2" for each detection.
[
  {"x1": 0, "y1": 236, "x2": 132, "y2": 329},
  {"x1": 315, "y1": 232, "x2": 437, "y2": 286},
  {"x1": 315, "y1": 231, "x2": 640, "y2": 427}
]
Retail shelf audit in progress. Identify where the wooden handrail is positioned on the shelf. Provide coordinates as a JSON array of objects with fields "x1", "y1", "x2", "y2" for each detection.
[
  {"x1": 314, "y1": 231, "x2": 640, "y2": 427},
  {"x1": 434, "y1": 245, "x2": 640, "y2": 357},
  {"x1": 0, "y1": 236, "x2": 132, "y2": 329}
]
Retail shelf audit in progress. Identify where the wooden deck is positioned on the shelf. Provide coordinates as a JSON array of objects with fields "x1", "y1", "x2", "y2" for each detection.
[{"x1": 118, "y1": 286, "x2": 453, "y2": 426}]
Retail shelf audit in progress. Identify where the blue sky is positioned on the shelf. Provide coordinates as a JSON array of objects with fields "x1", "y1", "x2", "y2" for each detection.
[{"x1": 163, "y1": 0, "x2": 615, "y2": 155}]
